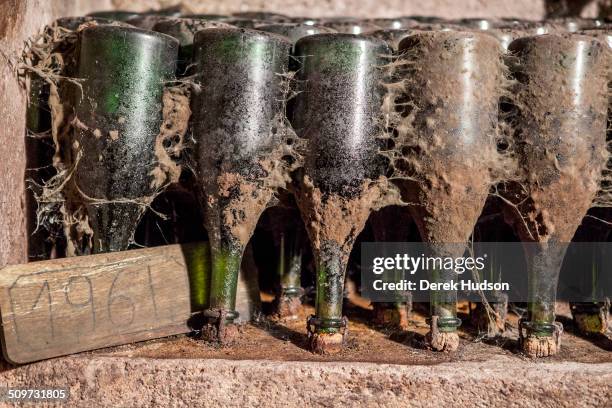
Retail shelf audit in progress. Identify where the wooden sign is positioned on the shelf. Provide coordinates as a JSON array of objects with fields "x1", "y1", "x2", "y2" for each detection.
[{"x1": 0, "y1": 243, "x2": 259, "y2": 364}]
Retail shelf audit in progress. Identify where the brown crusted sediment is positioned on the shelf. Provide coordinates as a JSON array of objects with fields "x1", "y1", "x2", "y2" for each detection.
[
  {"x1": 202, "y1": 115, "x2": 304, "y2": 249},
  {"x1": 522, "y1": 336, "x2": 560, "y2": 358},
  {"x1": 503, "y1": 34, "x2": 608, "y2": 244},
  {"x1": 390, "y1": 31, "x2": 504, "y2": 244},
  {"x1": 574, "y1": 310, "x2": 610, "y2": 335},
  {"x1": 276, "y1": 296, "x2": 304, "y2": 320},
  {"x1": 294, "y1": 175, "x2": 401, "y2": 264},
  {"x1": 204, "y1": 174, "x2": 275, "y2": 249},
  {"x1": 200, "y1": 310, "x2": 242, "y2": 346},
  {"x1": 309, "y1": 332, "x2": 346, "y2": 355},
  {"x1": 572, "y1": 299, "x2": 611, "y2": 335},
  {"x1": 426, "y1": 316, "x2": 460, "y2": 352},
  {"x1": 150, "y1": 86, "x2": 190, "y2": 190},
  {"x1": 521, "y1": 327, "x2": 562, "y2": 358}
]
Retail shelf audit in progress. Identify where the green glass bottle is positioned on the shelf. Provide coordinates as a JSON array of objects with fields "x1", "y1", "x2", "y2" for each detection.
[
  {"x1": 506, "y1": 34, "x2": 608, "y2": 356},
  {"x1": 73, "y1": 26, "x2": 179, "y2": 253},
  {"x1": 292, "y1": 34, "x2": 391, "y2": 353},
  {"x1": 192, "y1": 28, "x2": 291, "y2": 341},
  {"x1": 396, "y1": 31, "x2": 504, "y2": 351}
]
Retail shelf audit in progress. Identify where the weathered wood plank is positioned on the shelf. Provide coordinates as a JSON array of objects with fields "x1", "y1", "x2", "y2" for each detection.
[{"x1": 0, "y1": 242, "x2": 259, "y2": 364}]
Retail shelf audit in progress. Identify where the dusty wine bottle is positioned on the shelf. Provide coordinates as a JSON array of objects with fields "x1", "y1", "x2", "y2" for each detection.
[
  {"x1": 72, "y1": 26, "x2": 179, "y2": 253},
  {"x1": 396, "y1": 31, "x2": 504, "y2": 351},
  {"x1": 191, "y1": 28, "x2": 292, "y2": 341},
  {"x1": 292, "y1": 33, "x2": 391, "y2": 353},
  {"x1": 505, "y1": 34, "x2": 608, "y2": 357}
]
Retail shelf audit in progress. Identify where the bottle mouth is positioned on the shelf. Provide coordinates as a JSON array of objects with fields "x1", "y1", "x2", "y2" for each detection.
[
  {"x1": 307, "y1": 315, "x2": 347, "y2": 331},
  {"x1": 520, "y1": 319, "x2": 557, "y2": 336},
  {"x1": 428, "y1": 316, "x2": 462, "y2": 331},
  {"x1": 281, "y1": 286, "x2": 304, "y2": 297},
  {"x1": 202, "y1": 308, "x2": 240, "y2": 323}
]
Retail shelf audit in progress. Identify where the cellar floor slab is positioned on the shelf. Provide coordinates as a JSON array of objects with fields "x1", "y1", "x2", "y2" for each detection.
[{"x1": 0, "y1": 302, "x2": 610, "y2": 406}]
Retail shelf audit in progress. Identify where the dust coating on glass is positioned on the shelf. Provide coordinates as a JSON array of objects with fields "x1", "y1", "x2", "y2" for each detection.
[
  {"x1": 73, "y1": 26, "x2": 178, "y2": 253},
  {"x1": 365, "y1": 29, "x2": 413, "y2": 51},
  {"x1": 153, "y1": 18, "x2": 233, "y2": 75},
  {"x1": 257, "y1": 23, "x2": 336, "y2": 44},
  {"x1": 320, "y1": 19, "x2": 381, "y2": 35},
  {"x1": 230, "y1": 11, "x2": 290, "y2": 23}
]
